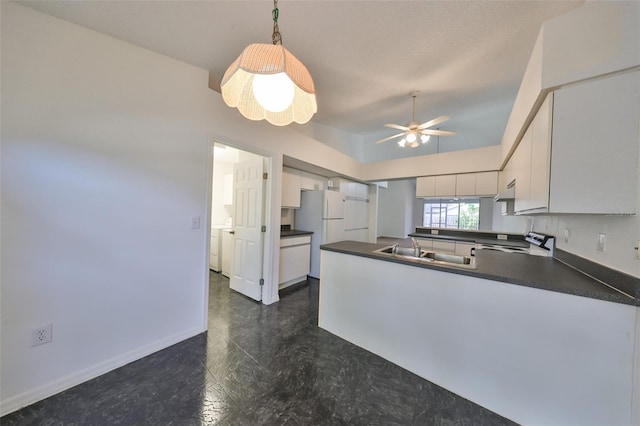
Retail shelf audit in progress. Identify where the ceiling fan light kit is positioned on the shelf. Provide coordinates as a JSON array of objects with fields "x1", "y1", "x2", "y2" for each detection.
[
  {"x1": 377, "y1": 91, "x2": 456, "y2": 148},
  {"x1": 220, "y1": 0, "x2": 317, "y2": 126}
]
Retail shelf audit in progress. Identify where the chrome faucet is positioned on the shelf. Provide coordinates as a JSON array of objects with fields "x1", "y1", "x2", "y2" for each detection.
[{"x1": 410, "y1": 237, "x2": 420, "y2": 257}]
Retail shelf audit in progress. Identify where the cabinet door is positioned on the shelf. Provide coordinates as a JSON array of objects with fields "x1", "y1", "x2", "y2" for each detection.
[
  {"x1": 528, "y1": 93, "x2": 552, "y2": 211},
  {"x1": 279, "y1": 240, "x2": 311, "y2": 285},
  {"x1": 454, "y1": 242, "x2": 475, "y2": 256},
  {"x1": 549, "y1": 71, "x2": 639, "y2": 214},
  {"x1": 282, "y1": 168, "x2": 301, "y2": 208},
  {"x1": 513, "y1": 125, "x2": 532, "y2": 213},
  {"x1": 432, "y1": 240, "x2": 456, "y2": 254},
  {"x1": 416, "y1": 176, "x2": 436, "y2": 197},
  {"x1": 209, "y1": 230, "x2": 220, "y2": 271},
  {"x1": 455, "y1": 174, "x2": 476, "y2": 197},
  {"x1": 221, "y1": 230, "x2": 234, "y2": 277},
  {"x1": 475, "y1": 172, "x2": 498, "y2": 196},
  {"x1": 435, "y1": 175, "x2": 456, "y2": 197}
]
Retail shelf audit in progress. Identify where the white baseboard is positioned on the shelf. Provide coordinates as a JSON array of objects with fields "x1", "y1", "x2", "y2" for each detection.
[{"x1": 0, "y1": 326, "x2": 204, "y2": 417}]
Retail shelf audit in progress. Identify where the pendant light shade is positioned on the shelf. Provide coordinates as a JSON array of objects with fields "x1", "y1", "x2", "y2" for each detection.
[
  {"x1": 220, "y1": 0, "x2": 317, "y2": 127},
  {"x1": 221, "y1": 43, "x2": 317, "y2": 126}
]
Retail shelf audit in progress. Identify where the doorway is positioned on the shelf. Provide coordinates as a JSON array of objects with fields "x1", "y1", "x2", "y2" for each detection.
[{"x1": 210, "y1": 141, "x2": 270, "y2": 302}]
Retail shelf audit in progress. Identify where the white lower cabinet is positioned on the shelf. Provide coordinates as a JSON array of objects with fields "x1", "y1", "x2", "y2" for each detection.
[
  {"x1": 454, "y1": 242, "x2": 475, "y2": 256},
  {"x1": 279, "y1": 235, "x2": 311, "y2": 288},
  {"x1": 432, "y1": 240, "x2": 456, "y2": 254},
  {"x1": 221, "y1": 229, "x2": 234, "y2": 277},
  {"x1": 414, "y1": 238, "x2": 473, "y2": 256},
  {"x1": 209, "y1": 228, "x2": 221, "y2": 272}
]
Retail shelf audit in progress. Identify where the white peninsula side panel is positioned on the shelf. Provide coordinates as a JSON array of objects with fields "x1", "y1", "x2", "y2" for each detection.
[{"x1": 318, "y1": 250, "x2": 638, "y2": 426}]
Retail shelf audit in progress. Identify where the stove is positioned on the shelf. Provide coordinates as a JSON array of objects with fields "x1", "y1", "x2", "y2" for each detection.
[{"x1": 476, "y1": 232, "x2": 555, "y2": 257}]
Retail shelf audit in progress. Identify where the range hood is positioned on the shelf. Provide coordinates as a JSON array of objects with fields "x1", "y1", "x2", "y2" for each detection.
[
  {"x1": 494, "y1": 181, "x2": 515, "y2": 215},
  {"x1": 494, "y1": 181, "x2": 515, "y2": 202}
]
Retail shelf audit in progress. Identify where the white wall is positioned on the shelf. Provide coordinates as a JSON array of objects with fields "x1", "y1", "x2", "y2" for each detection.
[
  {"x1": 361, "y1": 145, "x2": 501, "y2": 182},
  {"x1": 377, "y1": 180, "x2": 417, "y2": 238},
  {"x1": 211, "y1": 161, "x2": 233, "y2": 226},
  {"x1": 0, "y1": 2, "x2": 365, "y2": 414}
]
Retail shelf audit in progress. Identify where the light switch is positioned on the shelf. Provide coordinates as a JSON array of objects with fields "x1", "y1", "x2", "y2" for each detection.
[
  {"x1": 191, "y1": 216, "x2": 201, "y2": 229},
  {"x1": 597, "y1": 233, "x2": 606, "y2": 252}
]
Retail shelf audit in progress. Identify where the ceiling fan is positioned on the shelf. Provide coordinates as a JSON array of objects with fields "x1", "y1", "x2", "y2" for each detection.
[{"x1": 376, "y1": 91, "x2": 456, "y2": 148}]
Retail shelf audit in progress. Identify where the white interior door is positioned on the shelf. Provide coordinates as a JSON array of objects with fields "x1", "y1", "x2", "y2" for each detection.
[{"x1": 229, "y1": 157, "x2": 264, "y2": 301}]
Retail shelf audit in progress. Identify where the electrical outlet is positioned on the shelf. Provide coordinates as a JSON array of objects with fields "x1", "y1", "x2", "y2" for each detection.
[
  {"x1": 190, "y1": 216, "x2": 201, "y2": 229},
  {"x1": 597, "y1": 233, "x2": 606, "y2": 252},
  {"x1": 31, "y1": 324, "x2": 52, "y2": 347},
  {"x1": 564, "y1": 229, "x2": 570, "y2": 243},
  {"x1": 635, "y1": 240, "x2": 640, "y2": 259}
]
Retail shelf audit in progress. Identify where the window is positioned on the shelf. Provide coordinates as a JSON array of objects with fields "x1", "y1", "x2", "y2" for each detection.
[{"x1": 423, "y1": 199, "x2": 480, "y2": 230}]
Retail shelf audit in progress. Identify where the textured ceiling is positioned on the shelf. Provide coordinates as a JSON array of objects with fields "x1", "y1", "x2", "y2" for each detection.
[{"x1": 17, "y1": 0, "x2": 584, "y2": 162}]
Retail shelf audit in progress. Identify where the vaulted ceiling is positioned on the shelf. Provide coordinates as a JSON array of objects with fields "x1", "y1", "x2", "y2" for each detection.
[{"x1": 18, "y1": 0, "x2": 584, "y2": 162}]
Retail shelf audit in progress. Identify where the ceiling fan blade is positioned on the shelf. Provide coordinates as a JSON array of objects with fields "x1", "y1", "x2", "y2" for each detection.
[
  {"x1": 418, "y1": 115, "x2": 451, "y2": 130},
  {"x1": 375, "y1": 132, "x2": 407, "y2": 144},
  {"x1": 422, "y1": 129, "x2": 457, "y2": 136},
  {"x1": 384, "y1": 123, "x2": 410, "y2": 131}
]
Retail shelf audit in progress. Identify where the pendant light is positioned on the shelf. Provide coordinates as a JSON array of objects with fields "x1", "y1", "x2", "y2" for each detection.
[{"x1": 220, "y1": 0, "x2": 317, "y2": 126}]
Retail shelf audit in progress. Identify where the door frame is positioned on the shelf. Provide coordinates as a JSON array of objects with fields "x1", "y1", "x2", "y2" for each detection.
[{"x1": 201, "y1": 136, "x2": 281, "y2": 328}]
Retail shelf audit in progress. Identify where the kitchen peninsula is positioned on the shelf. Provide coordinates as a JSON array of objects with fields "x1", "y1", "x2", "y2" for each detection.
[{"x1": 318, "y1": 241, "x2": 640, "y2": 426}]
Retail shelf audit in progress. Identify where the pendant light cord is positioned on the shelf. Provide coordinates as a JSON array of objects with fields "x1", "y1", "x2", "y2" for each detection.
[{"x1": 272, "y1": 0, "x2": 282, "y2": 45}]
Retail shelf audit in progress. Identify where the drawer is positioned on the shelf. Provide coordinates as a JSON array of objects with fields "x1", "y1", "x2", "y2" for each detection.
[{"x1": 280, "y1": 235, "x2": 311, "y2": 247}]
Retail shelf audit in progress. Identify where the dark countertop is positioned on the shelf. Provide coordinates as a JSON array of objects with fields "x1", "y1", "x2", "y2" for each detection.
[
  {"x1": 320, "y1": 241, "x2": 638, "y2": 307},
  {"x1": 408, "y1": 233, "x2": 530, "y2": 248},
  {"x1": 408, "y1": 228, "x2": 530, "y2": 248},
  {"x1": 280, "y1": 229, "x2": 313, "y2": 238}
]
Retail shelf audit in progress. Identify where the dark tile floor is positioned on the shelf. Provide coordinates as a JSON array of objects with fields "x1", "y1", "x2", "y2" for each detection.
[{"x1": 2, "y1": 272, "x2": 518, "y2": 425}]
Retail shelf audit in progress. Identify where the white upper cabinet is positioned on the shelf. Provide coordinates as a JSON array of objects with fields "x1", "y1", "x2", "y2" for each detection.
[
  {"x1": 417, "y1": 172, "x2": 498, "y2": 198},
  {"x1": 455, "y1": 174, "x2": 476, "y2": 197},
  {"x1": 528, "y1": 93, "x2": 553, "y2": 211},
  {"x1": 416, "y1": 176, "x2": 436, "y2": 197},
  {"x1": 510, "y1": 71, "x2": 639, "y2": 215},
  {"x1": 548, "y1": 71, "x2": 638, "y2": 214},
  {"x1": 513, "y1": 124, "x2": 533, "y2": 213},
  {"x1": 435, "y1": 175, "x2": 456, "y2": 197},
  {"x1": 475, "y1": 172, "x2": 499, "y2": 196},
  {"x1": 281, "y1": 168, "x2": 301, "y2": 208}
]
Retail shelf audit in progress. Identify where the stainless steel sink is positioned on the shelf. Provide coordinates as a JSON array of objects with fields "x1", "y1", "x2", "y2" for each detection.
[
  {"x1": 420, "y1": 251, "x2": 474, "y2": 266},
  {"x1": 373, "y1": 245, "x2": 476, "y2": 269}
]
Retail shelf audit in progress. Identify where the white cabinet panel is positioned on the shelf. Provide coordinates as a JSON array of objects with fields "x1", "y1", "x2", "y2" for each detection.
[
  {"x1": 513, "y1": 125, "x2": 532, "y2": 213},
  {"x1": 549, "y1": 71, "x2": 638, "y2": 214},
  {"x1": 455, "y1": 174, "x2": 476, "y2": 197},
  {"x1": 454, "y1": 242, "x2": 475, "y2": 256},
  {"x1": 282, "y1": 168, "x2": 301, "y2": 208},
  {"x1": 435, "y1": 175, "x2": 456, "y2": 197},
  {"x1": 279, "y1": 235, "x2": 311, "y2": 286},
  {"x1": 432, "y1": 240, "x2": 456, "y2": 254},
  {"x1": 221, "y1": 229, "x2": 234, "y2": 277},
  {"x1": 475, "y1": 172, "x2": 498, "y2": 196},
  {"x1": 528, "y1": 93, "x2": 552, "y2": 212},
  {"x1": 416, "y1": 176, "x2": 436, "y2": 197},
  {"x1": 209, "y1": 228, "x2": 221, "y2": 272}
]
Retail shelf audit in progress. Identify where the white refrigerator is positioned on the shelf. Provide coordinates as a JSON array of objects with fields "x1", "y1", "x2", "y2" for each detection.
[{"x1": 295, "y1": 190, "x2": 345, "y2": 279}]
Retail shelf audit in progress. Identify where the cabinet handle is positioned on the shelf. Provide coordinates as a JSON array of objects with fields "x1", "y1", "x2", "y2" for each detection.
[{"x1": 229, "y1": 231, "x2": 235, "y2": 235}]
